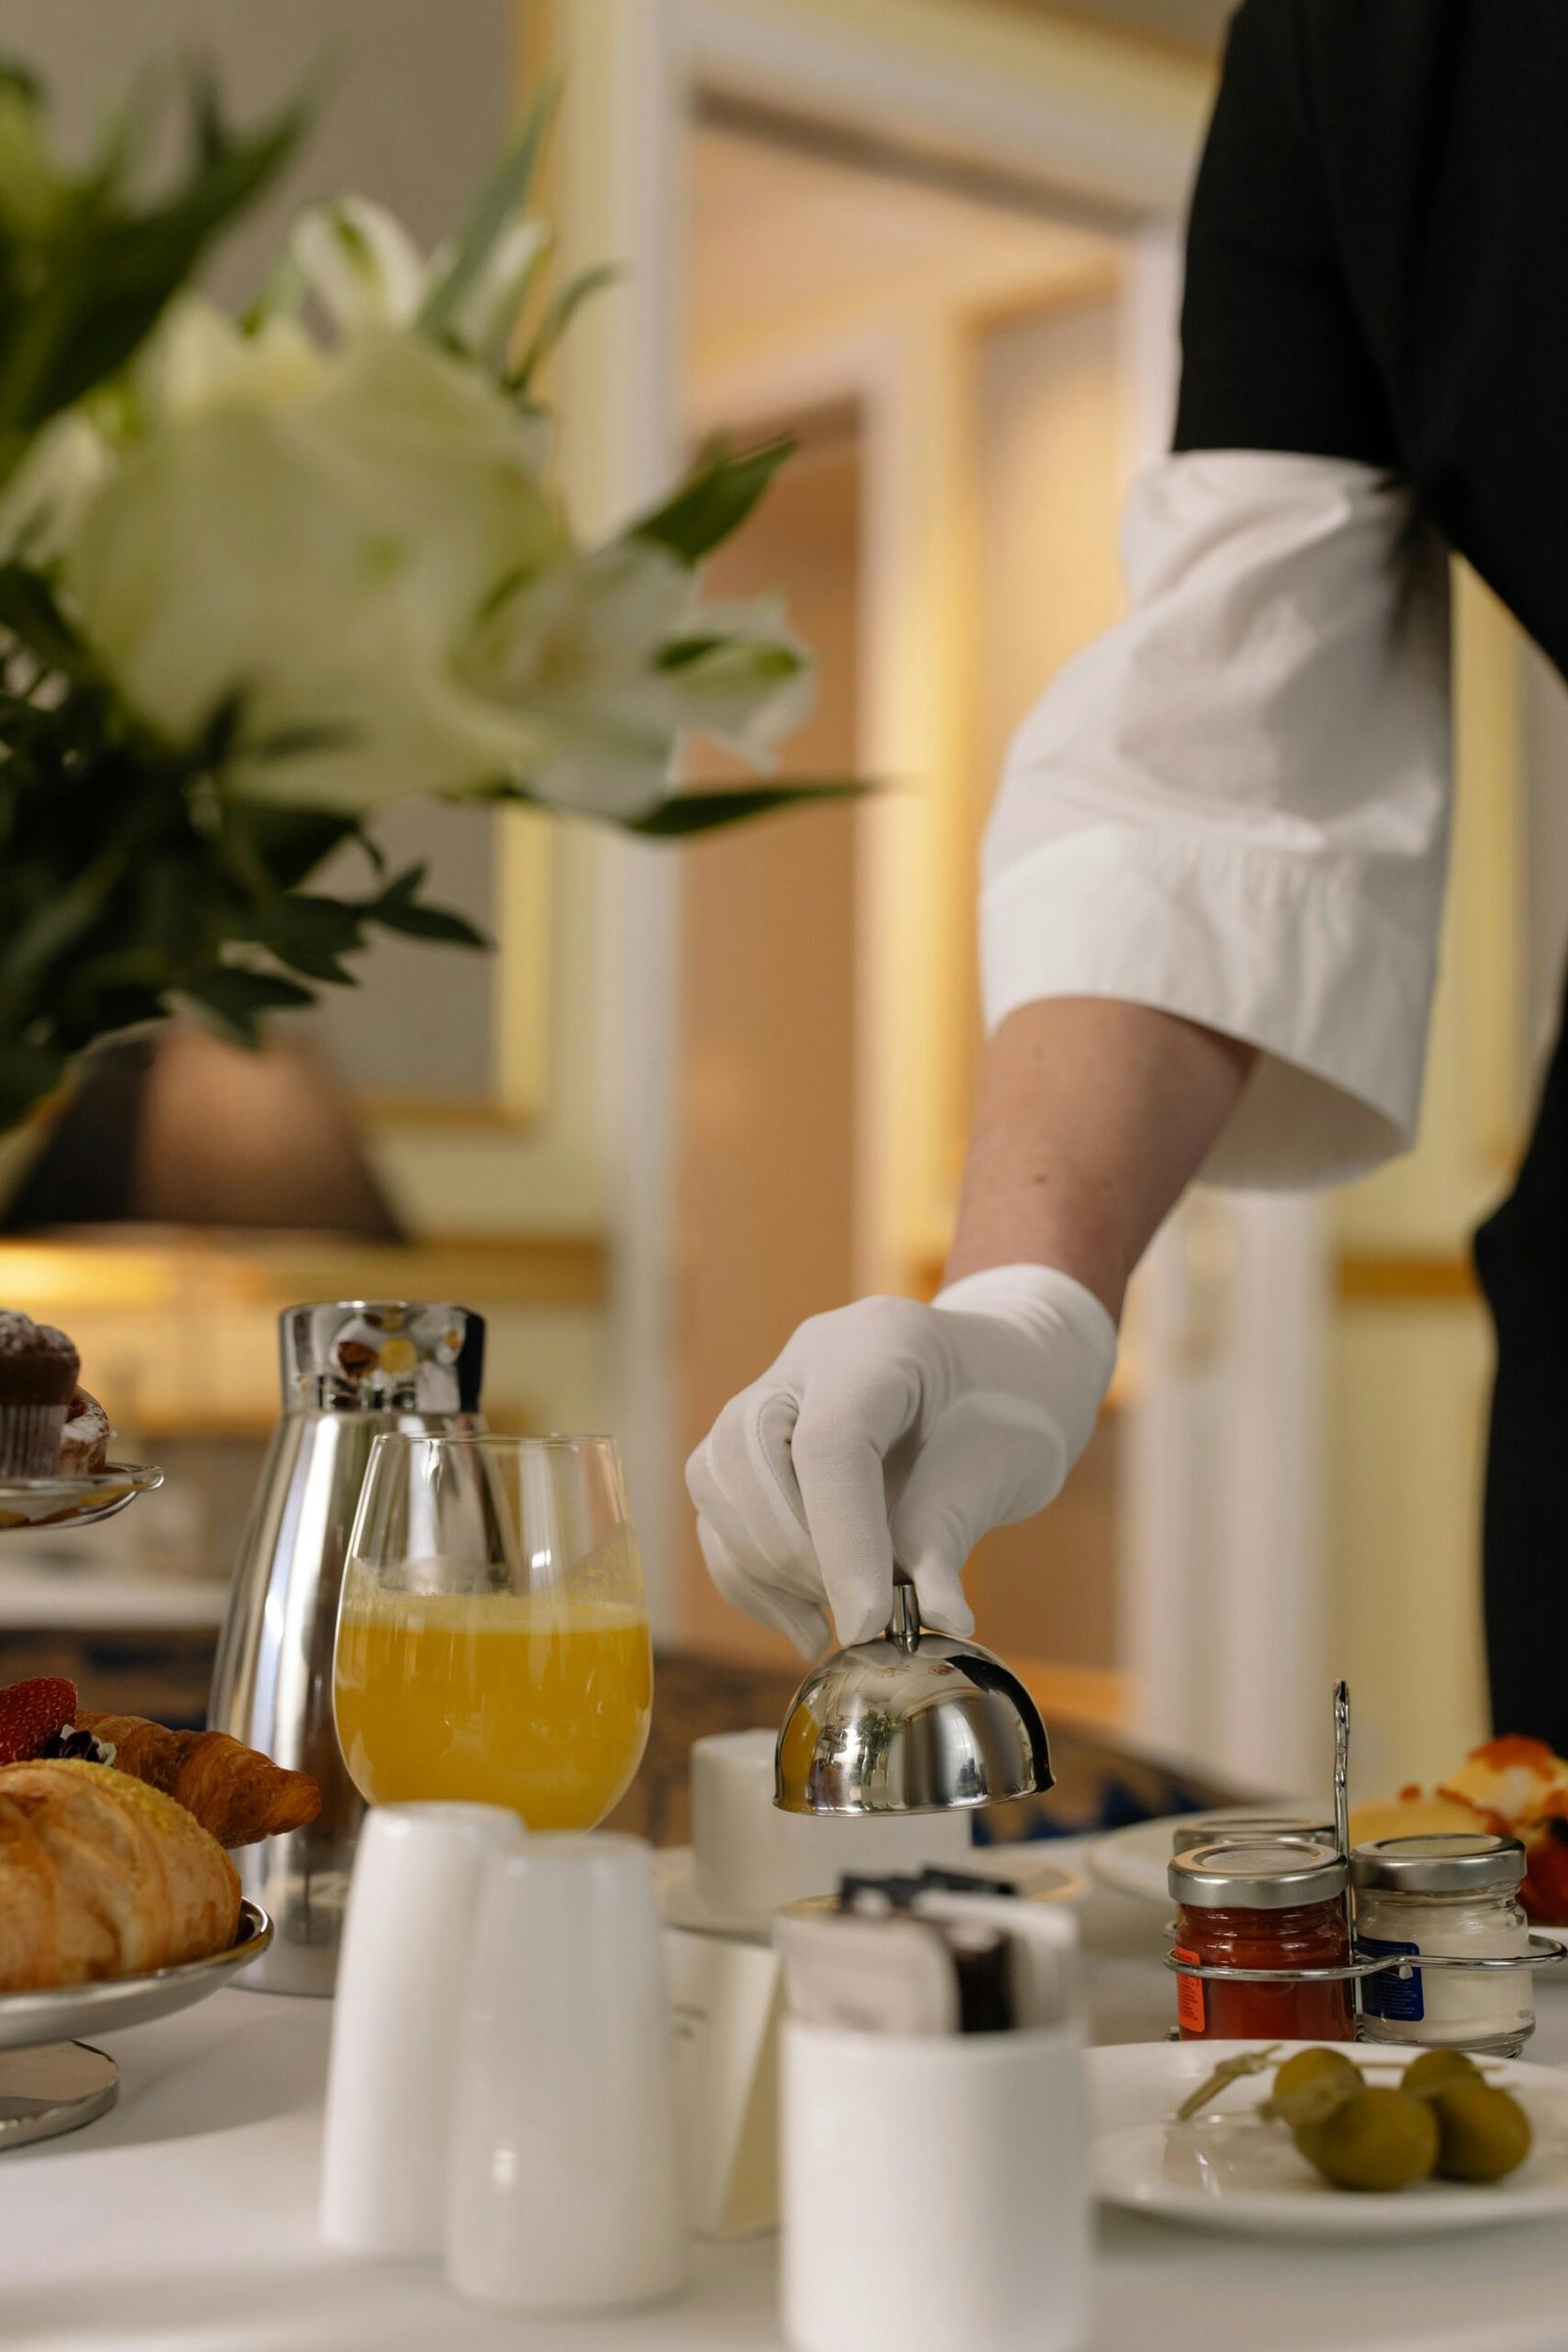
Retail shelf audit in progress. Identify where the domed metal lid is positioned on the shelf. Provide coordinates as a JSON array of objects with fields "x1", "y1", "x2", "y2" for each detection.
[
  {"x1": 773, "y1": 1575, "x2": 1053, "y2": 1817},
  {"x1": 279, "y1": 1301, "x2": 484, "y2": 1414}
]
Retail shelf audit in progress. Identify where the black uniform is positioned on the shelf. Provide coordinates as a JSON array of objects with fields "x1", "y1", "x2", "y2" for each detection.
[{"x1": 1175, "y1": 0, "x2": 1568, "y2": 1747}]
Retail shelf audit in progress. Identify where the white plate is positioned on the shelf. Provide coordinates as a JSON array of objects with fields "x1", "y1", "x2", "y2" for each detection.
[
  {"x1": 1086, "y1": 1802, "x2": 1332, "y2": 1908},
  {"x1": 1089, "y1": 2038, "x2": 1568, "y2": 2237},
  {"x1": 0, "y1": 1900, "x2": 271, "y2": 2048},
  {"x1": 654, "y1": 1844, "x2": 1088, "y2": 1938}
]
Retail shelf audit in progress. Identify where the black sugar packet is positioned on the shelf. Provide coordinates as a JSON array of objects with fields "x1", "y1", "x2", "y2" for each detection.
[
  {"x1": 838, "y1": 1867, "x2": 1020, "y2": 2034},
  {"x1": 837, "y1": 1864, "x2": 1020, "y2": 1911}
]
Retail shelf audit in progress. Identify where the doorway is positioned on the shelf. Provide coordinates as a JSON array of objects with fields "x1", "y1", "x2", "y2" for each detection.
[{"x1": 675, "y1": 112, "x2": 1131, "y2": 1711}]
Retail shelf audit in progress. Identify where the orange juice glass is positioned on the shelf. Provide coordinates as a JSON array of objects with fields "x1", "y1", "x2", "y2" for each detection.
[{"x1": 334, "y1": 1434, "x2": 651, "y2": 1832}]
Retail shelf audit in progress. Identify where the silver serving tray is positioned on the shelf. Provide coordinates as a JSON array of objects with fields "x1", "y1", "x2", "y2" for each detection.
[
  {"x1": 0, "y1": 1899, "x2": 271, "y2": 2049},
  {"x1": 0, "y1": 1460, "x2": 163, "y2": 1533}
]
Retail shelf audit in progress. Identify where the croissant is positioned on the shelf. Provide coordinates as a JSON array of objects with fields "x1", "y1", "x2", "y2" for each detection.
[
  {"x1": 0, "y1": 1760, "x2": 240, "y2": 1991},
  {"x1": 78, "y1": 1713, "x2": 321, "y2": 1848}
]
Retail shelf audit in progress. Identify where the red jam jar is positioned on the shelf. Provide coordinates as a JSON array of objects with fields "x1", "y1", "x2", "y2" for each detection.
[{"x1": 1168, "y1": 1837, "x2": 1354, "y2": 2042}]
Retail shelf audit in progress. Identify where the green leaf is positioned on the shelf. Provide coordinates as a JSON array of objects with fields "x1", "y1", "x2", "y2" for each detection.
[
  {"x1": 237, "y1": 893, "x2": 366, "y2": 984},
  {"x1": 0, "y1": 562, "x2": 94, "y2": 677},
  {"x1": 618, "y1": 780, "x2": 865, "y2": 837},
  {"x1": 0, "y1": 1037, "x2": 66, "y2": 1130},
  {"x1": 370, "y1": 863, "x2": 488, "y2": 947},
  {"x1": 175, "y1": 963, "x2": 316, "y2": 1048},
  {"x1": 0, "y1": 62, "x2": 44, "y2": 109},
  {"x1": 416, "y1": 80, "x2": 558, "y2": 337},
  {"x1": 507, "y1": 261, "x2": 618, "y2": 393},
  {"x1": 631, "y1": 438, "x2": 794, "y2": 566},
  {"x1": 0, "y1": 80, "x2": 307, "y2": 438},
  {"x1": 223, "y1": 801, "x2": 359, "y2": 891}
]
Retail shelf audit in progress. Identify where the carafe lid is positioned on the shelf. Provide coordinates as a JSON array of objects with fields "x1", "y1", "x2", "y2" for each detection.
[{"x1": 279, "y1": 1301, "x2": 484, "y2": 1413}]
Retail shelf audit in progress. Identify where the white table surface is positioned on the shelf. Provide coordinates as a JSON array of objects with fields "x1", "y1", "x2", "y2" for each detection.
[{"x1": 6, "y1": 1843, "x2": 1568, "y2": 2352}]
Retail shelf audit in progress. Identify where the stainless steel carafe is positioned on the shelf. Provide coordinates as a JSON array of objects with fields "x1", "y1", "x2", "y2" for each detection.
[{"x1": 210, "y1": 1300, "x2": 485, "y2": 1994}]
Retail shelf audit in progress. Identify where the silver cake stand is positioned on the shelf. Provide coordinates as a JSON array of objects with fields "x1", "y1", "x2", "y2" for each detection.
[
  {"x1": 0, "y1": 1458, "x2": 163, "y2": 1531},
  {"x1": 0, "y1": 1455, "x2": 261, "y2": 2147},
  {"x1": 0, "y1": 1904, "x2": 273, "y2": 2146}
]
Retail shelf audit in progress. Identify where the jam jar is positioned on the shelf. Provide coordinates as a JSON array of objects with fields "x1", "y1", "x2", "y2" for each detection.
[{"x1": 1169, "y1": 1837, "x2": 1354, "y2": 2041}]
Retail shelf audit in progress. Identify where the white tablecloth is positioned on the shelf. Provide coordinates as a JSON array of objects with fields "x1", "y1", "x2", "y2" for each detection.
[{"x1": 6, "y1": 1846, "x2": 1568, "y2": 2352}]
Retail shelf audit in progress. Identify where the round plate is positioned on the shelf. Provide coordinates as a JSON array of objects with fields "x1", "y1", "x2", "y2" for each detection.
[
  {"x1": 0, "y1": 1461, "x2": 163, "y2": 1533},
  {"x1": 1090, "y1": 2038, "x2": 1568, "y2": 2238},
  {"x1": 1086, "y1": 1801, "x2": 1332, "y2": 1908},
  {"x1": 0, "y1": 1899, "x2": 271, "y2": 2050},
  {"x1": 654, "y1": 1844, "x2": 1088, "y2": 1938}
]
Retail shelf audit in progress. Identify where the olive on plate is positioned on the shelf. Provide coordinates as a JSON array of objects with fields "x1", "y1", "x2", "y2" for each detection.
[
  {"x1": 1401, "y1": 2048, "x2": 1479, "y2": 2099},
  {"x1": 1431, "y1": 2079, "x2": 1533, "y2": 2183},
  {"x1": 1293, "y1": 2086, "x2": 1441, "y2": 2193}
]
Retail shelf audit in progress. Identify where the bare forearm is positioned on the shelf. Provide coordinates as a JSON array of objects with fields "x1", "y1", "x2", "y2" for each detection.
[{"x1": 945, "y1": 998, "x2": 1257, "y2": 1316}]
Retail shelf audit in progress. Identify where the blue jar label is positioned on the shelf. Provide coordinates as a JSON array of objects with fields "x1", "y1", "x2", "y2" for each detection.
[{"x1": 1359, "y1": 1935, "x2": 1424, "y2": 2021}]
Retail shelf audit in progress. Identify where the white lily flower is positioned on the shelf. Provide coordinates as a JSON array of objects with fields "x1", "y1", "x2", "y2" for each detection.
[
  {"x1": 462, "y1": 538, "x2": 694, "y2": 815},
  {"x1": 133, "y1": 294, "x2": 320, "y2": 424},
  {"x1": 289, "y1": 196, "x2": 427, "y2": 331},
  {"x1": 70, "y1": 326, "x2": 563, "y2": 810},
  {"x1": 660, "y1": 590, "x2": 816, "y2": 765},
  {"x1": 0, "y1": 410, "x2": 106, "y2": 566}
]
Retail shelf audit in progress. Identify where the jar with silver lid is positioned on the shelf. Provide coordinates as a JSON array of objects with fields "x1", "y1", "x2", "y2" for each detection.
[
  {"x1": 1168, "y1": 1838, "x2": 1354, "y2": 2042},
  {"x1": 1352, "y1": 1833, "x2": 1532, "y2": 2055}
]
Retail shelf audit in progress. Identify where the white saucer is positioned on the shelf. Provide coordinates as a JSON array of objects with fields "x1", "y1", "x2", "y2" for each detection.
[
  {"x1": 1089, "y1": 2038, "x2": 1568, "y2": 2238},
  {"x1": 1086, "y1": 1801, "x2": 1332, "y2": 1908},
  {"x1": 654, "y1": 1844, "x2": 1089, "y2": 1940}
]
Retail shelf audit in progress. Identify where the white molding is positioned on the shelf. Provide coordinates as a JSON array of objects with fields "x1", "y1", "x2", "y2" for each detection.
[{"x1": 672, "y1": 0, "x2": 1205, "y2": 216}]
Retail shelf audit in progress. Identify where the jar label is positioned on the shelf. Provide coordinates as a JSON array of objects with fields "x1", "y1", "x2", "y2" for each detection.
[
  {"x1": 1172, "y1": 1944, "x2": 1204, "y2": 2034},
  {"x1": 1359, "y1": 1935, "x2": 1424, "y2": 2022}
]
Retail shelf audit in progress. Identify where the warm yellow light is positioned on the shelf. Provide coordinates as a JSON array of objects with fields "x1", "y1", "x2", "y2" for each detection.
[{"x1": 0, "y1": 1243, "x2": 180, "y2": 1311}]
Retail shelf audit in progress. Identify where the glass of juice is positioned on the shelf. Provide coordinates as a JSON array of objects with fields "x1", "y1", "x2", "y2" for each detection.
[{"x1": 333, "y1": 1433, "x2": 653, "y2": 1832}]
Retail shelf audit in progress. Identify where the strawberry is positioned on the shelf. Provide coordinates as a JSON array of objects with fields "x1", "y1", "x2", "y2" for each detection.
[{"x1": 0, "y1": 1677, "x2": 78, "y2": 1765}]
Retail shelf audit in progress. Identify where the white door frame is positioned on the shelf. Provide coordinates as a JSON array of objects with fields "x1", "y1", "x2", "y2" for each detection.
[{"x1": 553, "y1": 2, "x2": 1317, "y2": 1786}]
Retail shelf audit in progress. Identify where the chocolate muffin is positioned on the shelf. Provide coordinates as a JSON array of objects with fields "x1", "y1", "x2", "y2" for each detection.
[
  {"x1": 0, "y1": 1312, "x2": 80, "y2": 1476},
  {"x1": 56, "y1": 1387, "x2": 111, "y2": 1476}
]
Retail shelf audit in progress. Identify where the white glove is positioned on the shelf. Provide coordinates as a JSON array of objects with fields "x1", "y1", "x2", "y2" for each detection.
[{"x1": 685, "y1": 1263, "x2": 1117, "y2": 1656}]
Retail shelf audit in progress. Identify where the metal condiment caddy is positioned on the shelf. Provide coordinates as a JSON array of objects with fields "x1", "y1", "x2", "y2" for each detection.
[{"x1": 1161, "y1": 1684, "x2": 1567, "y2": 2042}]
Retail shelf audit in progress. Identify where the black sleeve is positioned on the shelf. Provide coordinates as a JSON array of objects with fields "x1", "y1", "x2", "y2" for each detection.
[{"x1": 1173, "y1": 0, "x2": 1398, "y2": 466}]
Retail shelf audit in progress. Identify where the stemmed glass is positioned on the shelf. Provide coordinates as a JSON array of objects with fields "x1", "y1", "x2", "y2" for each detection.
[{"x1": 333, "y1": 1432, "x2": 652, "y2": 1832}]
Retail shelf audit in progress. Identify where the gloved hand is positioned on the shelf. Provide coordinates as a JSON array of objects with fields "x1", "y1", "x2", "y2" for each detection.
[{"x1": 685, "y1": 1263, "x2": 1117, "y2": 1655}]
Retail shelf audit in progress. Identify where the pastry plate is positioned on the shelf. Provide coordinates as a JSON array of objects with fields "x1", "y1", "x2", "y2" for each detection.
[
  {"x1": 655, "y1": 1843, "x2": 1088, "y2": 1938},
  {"x1": 1090, "y1": 2038, "x2": 1568, "y2": 2238},
  {"x1": 1086, "y1": 1801, "x2": 1331, "y2": 1908},
  {"x1": 0, "y1": 1461, "x2": 163, "y2": 1533},
  {"x1": 0, "y1": 1898, "x2": 271, "y2": 2048}
]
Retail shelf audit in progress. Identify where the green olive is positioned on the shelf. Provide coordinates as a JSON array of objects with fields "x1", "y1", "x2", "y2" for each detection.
[
  {"x1": 1402, "y1": 2048, "x2": 1480, "y2": 2099},
  {"x1": 1275, "y1": 2047, "x2": 1363, "y2": 2104},
  {"x1": 1294, "y1": 2086, "x2": 1440, "y2": 2192},
  {"x1": 1432, "y1": 2080, "x2": 1533, "y2": 2183}
]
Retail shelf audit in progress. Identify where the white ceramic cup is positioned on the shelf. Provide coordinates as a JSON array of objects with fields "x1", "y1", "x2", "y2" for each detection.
[
  {"x1": 445, "y1": 1833, "x2": 690, "y2": 2315},
  {"x1": 690, "y1": 1728, "x2": 973, "y2": 1929},
  {"x1": 781, "y1": 2016, "x2": 1090, "y2": 2352},
  {"x1": 319, "y1": 1800, "x2": 522, "y2": 2260}
]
